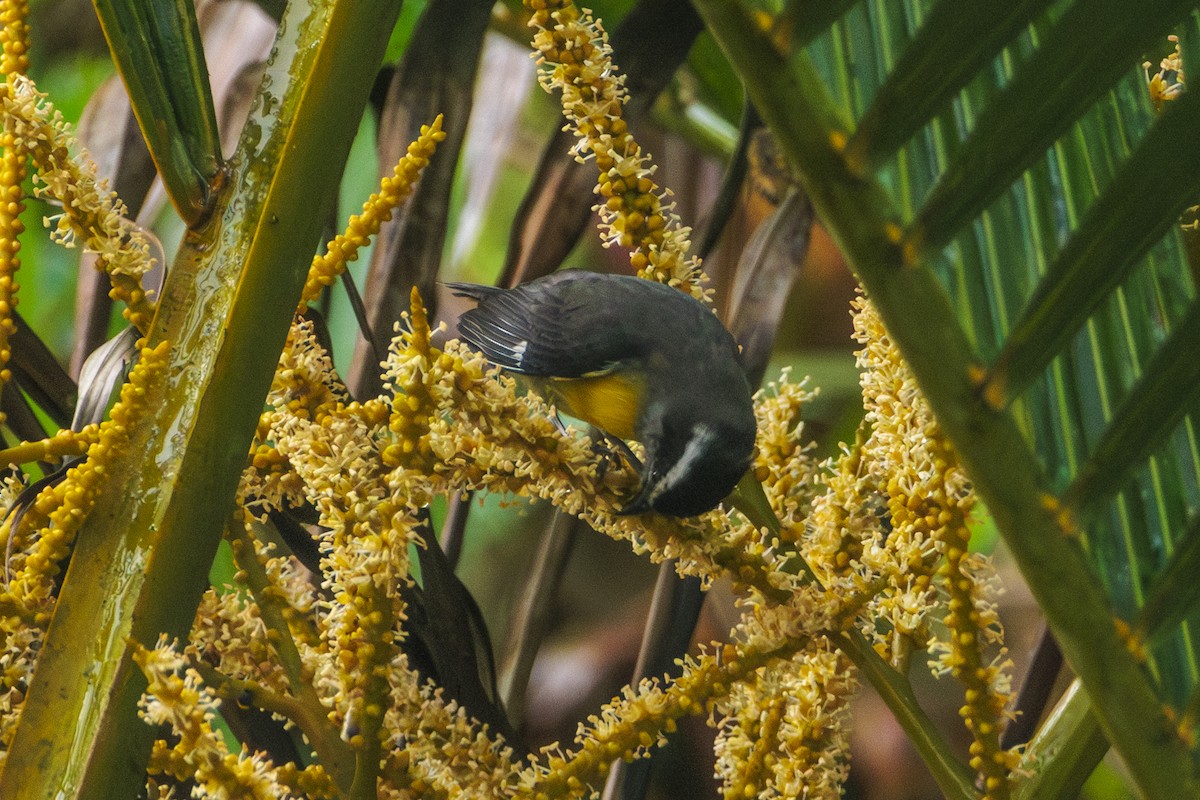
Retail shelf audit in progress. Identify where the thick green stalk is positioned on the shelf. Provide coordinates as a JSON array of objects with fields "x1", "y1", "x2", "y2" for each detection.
[
  {"x1": 0, "y1": 1, "x2": 402, "y2": 797},
  {"x1": 836, "y1": 631, "x2": 978, "y2": 800},
  {"x1": 690, "y1": 2, "x2": 1198, "y2": 797},
  {"x1": 1012, "y1": 512, "x2": 1200, "y2": 798},
  {"x1": 1013, "y1": 680, "x2": 1109, "y2": 800}
]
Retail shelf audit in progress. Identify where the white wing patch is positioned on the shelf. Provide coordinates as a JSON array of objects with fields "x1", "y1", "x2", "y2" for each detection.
[{"x1": 513, "y1": 339, "x2": 528, "y2": 366}]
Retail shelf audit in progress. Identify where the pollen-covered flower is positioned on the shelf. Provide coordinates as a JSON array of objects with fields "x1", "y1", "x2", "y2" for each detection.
[
  {"x1": 847, "y1": 295, "x2": 1016, "y2": 798},
  {"x1": 715, "y1": 638, "x2": 855, "y2": 800},
  {"x1": 1146, "y1": 35, "x2": 1184, "y2": 112},
  {"x1": 753, "y1": 370, "x2": 822, "y2": 533},
  {"x1": 136, "y1": 639, "x2": 290, "y2": 800}
]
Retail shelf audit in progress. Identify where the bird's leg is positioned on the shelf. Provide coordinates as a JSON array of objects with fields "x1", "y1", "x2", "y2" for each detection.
[
  {"x1": 545, "y1": 405, "x2": 641, "y2": 480},
  {"x1": 603, "y1": 433, "x2": 643, "y2": 473},
  {"x1": 590, "y1": 431, "x2": 643, "y2": 484},
  {"x1": 547, "y1": 405, "x2": 571, "y2": 438}
]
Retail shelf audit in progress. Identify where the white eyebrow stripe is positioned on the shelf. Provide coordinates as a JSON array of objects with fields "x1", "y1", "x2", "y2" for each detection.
[{"x1": 650, "y1": 424, "x2": 716, "y2": 502}]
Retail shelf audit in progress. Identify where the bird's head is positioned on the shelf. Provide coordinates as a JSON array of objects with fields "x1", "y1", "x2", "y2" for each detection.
[{"x1": 617, "y1": 402, "x2": 756, "y2": 517}]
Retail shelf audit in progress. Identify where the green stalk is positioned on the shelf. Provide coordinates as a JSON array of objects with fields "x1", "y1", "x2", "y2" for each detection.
[
  {"x1": 690, "y1": 2, "x2": 1198, "y2": 797},
  {"x1": 0, "y1": 1, "x2": 402, "y2": 797},
  {"x1": 1013, "y1": 512, "x2": 1200, "y2": 798},
  {"x1": 1013, "y1": 680, "x2": 1109, "y2": 800},
  {"x1": 836, "y1": 631, "x2": 978, "y2": 800}
]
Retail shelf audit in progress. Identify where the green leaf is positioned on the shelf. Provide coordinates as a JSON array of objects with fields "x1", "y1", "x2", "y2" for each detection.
[
  {"x1": 911, "y1": 0, "x2": 1196, "y2": 256},
  {"x1": 1138, "y1": 513, "x2": 1200, "y2": 645},
  {"x1": 778, "y1": 0, "x2": 859, "y2": 51},
  {"x1": 1065, "y1": 301, "x2": 1200, "y2": 516},
  {"x1": 1013, "y1": 680, "x2": 1109, "y2": 800},
  {"x1": 847, "y1": 0, "x2": 1056, "y2": 171},
  {"x1": 987, "y1": 88, "x2": 1200, "y2": 406},
  {"x1": 92, "y1": 0, "x2": 222, "y2": 223}
]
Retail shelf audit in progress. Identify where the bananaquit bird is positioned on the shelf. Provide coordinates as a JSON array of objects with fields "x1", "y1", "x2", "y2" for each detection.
[{"x1": 448, "y1": 271, "x2": 756, "y2": 517}]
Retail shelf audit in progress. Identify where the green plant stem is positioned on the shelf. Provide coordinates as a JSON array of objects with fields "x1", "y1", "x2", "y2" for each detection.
[
  {"x1": 836, "y1": 630, "x2": 979, "y2": 800},
  {"x1": 1013, "y1": 680, "x2": 1109, "y2": 800},
  {"x1": 0, "y1": 1, "x2": 403, "y2": 797},
  {"x1": 691, "y1": 3, "x2": 1198, "y2": 797},
  {"x1": 193, "y1": 662, "x2": 339, "y2": 758}
]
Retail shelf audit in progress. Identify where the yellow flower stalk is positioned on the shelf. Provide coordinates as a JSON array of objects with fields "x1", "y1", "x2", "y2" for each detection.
[
  {"x1": 523, "y1": 0, "x2": 707, "y2": 299},
  {"x1": 0, "y1": 423, "x2": 98, "y2": 469},
  {"x1": 0, "y1": 0, "x2": 29, "y2": 426},
  {"x1": 382, "y1": 659, "x2": 518, "y2": 798},
  {"x1": 516, "y1": 638, "x2": 800, "y2": 800},
  {"x1": 4, "y1": 339, "x2": 169, "y2": 613},
  {"x1": 852, "y1": 296, "x2": 1016, "y2": 799},
  {"x1": 752, "y1": 371, "x2": 822, "y2": 533},
  {"x1": 715, "y1": 641, "x2": 855, "y2": 800},
  {"x1": 299, "y1": 116, "x2": 446, "y2": 309}
]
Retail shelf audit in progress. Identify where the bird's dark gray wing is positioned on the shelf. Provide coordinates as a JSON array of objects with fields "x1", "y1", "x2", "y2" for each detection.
[{"x1": 450, "y1": 273, "x2": 665, "y2": 377}]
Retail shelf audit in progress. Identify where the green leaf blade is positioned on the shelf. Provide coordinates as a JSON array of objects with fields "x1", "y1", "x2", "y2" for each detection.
[
  {"x1": 92, "y1": 0, "x2": 223, "y2": 222},
  {"x1": 847, "y1": 0, "x2": 1056, "y2": 171},
  {"x1": 988, "y1": 85, "x2": 1200, "y2": 405},
  {"x1": 911, "y1": 0, "x2": 1195, "y2": 256}
]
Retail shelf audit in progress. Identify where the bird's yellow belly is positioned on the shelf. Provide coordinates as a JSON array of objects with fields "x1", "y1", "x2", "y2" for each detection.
[{"x1": 541, "y1": 372, "x2": 643, "y2": 440}]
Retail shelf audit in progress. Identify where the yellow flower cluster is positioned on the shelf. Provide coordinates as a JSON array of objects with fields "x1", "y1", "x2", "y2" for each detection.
[
  {"x1": 268, "y1": 318, "x2": 351, "y2": 420},
  {"x1": 524, "y1": 0, "x2": 707, "y2": 299},
  {"x1": 1146, "y1": 35, "x2": 1184, "y2": 112},
  {"x1": 0, "y1": 75, "x2": 155, "y2": 329},
  {"x1": 189, "y1": 586, "x2": 292, "y2": 698},
  {"x1": 752, "y1": 371, "x2": 822, "y2": 535},
  {"x1": 299, "y1": 117, "x2": 446, "y2": 308},
  {"x1": 0, "y1": 0, "x2": 28, "y2": 78},
  {"x1": 135, "y1": 640, "x2": 293, "y2": 800},
  {"x1": 517, "y1": 636, "x2": 798, "y2": 799},
  {"x1": 848, "y1": 296, "x2": 1016, "y2": 798},
  {"x1": 242, "y1": 319, "x2": 346, "y2": 519},
  {"x1": 383, "y1": 659, "x2": 519, "y2": 797},
  {"x1": 715, "y1": 641, "x2": 854, "y2": 800}
]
